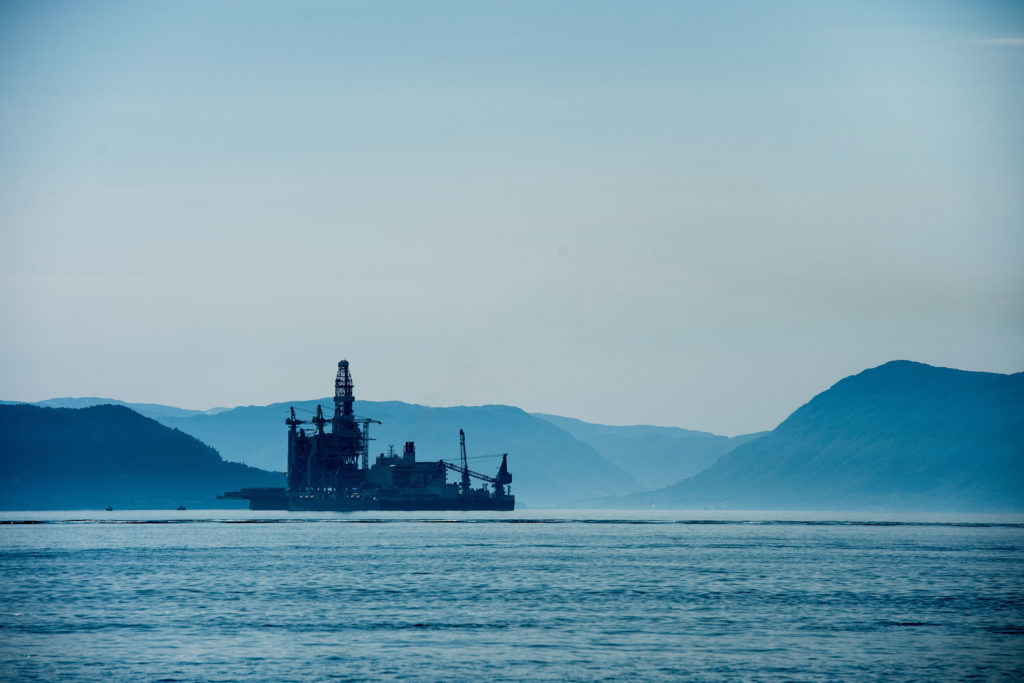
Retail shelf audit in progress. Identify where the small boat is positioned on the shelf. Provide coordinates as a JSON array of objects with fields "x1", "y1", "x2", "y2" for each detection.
[
  {"x1": 176, "y1": 505, "x2": 186, "y2": 511},
  {"x1": 104, "y1": 505, "x2": 113, "y2": 511}
]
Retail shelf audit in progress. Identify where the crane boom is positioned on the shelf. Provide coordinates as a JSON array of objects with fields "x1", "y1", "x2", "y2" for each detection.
[{"x1": 442, "y1": 461, "x2": 498, "y2": 485}]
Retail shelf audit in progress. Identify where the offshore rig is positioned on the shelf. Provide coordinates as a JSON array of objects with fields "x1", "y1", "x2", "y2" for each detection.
[{"x1": 221, "y1": 360, "x2": 514, "y2": 511}]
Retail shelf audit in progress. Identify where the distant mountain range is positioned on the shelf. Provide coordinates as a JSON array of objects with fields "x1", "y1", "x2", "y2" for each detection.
[
  {"x1": 0, "y1": 397, "x2": 231, "y2": 420},
  {"x1": 151, "y1": 400, "x2": 765, "y2": 506},
  {"x1": 532, "y1": 414, "x2": 766, "y2": 490},
  {"x1": 3, "y1": 360, "x2": 1021, "y2": 511},
  {"x1": 620, "y1": 361, "x2": 1024, "y2": 511},
  {"x1": 0, "y1": 396, "x2": 758, "y2": 509},
  {"x1": 157, "y1": 400, "x2": 649, "y2": 507},
  {"x1": 0, "y1": 404, "x2": 282, "y2": 510}
]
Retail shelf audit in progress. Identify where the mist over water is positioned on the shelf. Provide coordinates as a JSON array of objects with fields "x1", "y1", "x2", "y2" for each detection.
[{"x1": 2, "y1": 510, "x2": 1023, "y2": 681}]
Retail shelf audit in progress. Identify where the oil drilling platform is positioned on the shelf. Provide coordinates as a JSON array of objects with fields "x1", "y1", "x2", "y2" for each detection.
[{"x1": 221, "y1": 360, "x2": 514, "y2": 511}]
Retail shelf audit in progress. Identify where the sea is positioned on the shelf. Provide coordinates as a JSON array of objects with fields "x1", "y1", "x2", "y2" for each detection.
[{"x1": 1, "y1": 509, "x2": 1022, "y2": 682}]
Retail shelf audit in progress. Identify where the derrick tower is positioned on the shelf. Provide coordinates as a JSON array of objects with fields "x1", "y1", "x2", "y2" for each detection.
[{"x1": 334, "y1": 360, "x2": 355, "y2": 430}]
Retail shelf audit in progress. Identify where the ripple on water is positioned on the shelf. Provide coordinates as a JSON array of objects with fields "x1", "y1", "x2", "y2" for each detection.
[{"x1": 1, "y1": 513, "x2": 1022, "y2": 681}]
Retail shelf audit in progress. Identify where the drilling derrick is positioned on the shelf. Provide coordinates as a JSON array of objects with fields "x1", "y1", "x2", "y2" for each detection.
[{"x1": 334, "y1": 360, "x2": 355, "y2": 427}]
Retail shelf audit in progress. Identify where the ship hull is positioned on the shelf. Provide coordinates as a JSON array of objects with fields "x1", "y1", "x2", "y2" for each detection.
[
  {"x1": 221, "y1": 487, "x2": 515, "y2": 512},
  {"x1": 378, "y1": 496, "x2": 515, "y2": 511}
]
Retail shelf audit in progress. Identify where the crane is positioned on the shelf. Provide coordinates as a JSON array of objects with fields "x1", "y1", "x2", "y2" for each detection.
[
  {"x1": 285, "y1": 407, "x2": 305, "y2": 432},
  {"x1": 459, "y1": 429, "x2": 471, "y2": 494},
  {"x1": 441, "y1": 429, "x2": 512, "y2": 496},
  {"x1": 311, "y1": 405, "x2": 327, "y2": 435}
]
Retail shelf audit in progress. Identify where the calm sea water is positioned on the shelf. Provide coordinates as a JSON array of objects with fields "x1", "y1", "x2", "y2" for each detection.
[{"x1": 1, "y1": 509, "x2": 1022, "y2": 682}]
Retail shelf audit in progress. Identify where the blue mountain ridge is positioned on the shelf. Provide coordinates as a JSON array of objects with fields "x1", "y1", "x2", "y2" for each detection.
[
  {"x1": 5, "y1": 360, "x2": 1019, "y2": 511},
  {"x1": 617, "y1": 361, "x2": 1024, "y2": 511},
  {"x1": 531, "y1": 413, "x2": 766, "y2": 490},
  {"x1": 0, "y1": 404, "x2": 282, "y2": 510},
  {"x1": 0, "y1": 397, "x2": 754, "y2": 509},
  {"x1": 155, "y1": 401, "x2": 645, "y2": 508}
]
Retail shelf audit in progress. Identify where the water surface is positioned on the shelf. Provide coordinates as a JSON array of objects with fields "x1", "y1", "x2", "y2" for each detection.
[{"x1": 2, "y1": 510, "x2": 1022, "y2": 681}]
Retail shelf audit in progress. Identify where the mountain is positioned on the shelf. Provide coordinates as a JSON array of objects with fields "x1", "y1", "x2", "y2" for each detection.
[
  {"x1": 533, "y1": 413, "x2": 766, "y2": 489},
  {"x1": 0, "y1": 404, "x2": 283, "y2": 510},
  {"x1": 11, "y1": 360, "x2": 1021, "y2": 511},
  {"x1": 2, "y1": 396, "x2": 753, "y2": 508},
  {"x1": 626, "y1": 361, "x2": 1024, "y2": 511},
  {"x1": 0, "y1": 397, "x2": 229, "y2": 420},
  {"x1": 156, "y1": 400, "x2": 643, "y2": 508}
]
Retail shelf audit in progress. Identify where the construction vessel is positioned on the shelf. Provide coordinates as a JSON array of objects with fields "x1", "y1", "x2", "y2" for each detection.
[{"x1": 221, "y1": 360, "x2": 514, "y2": 511}]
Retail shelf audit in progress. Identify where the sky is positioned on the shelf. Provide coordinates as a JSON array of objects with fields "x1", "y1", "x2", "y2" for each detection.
[{"x1": 1, "y1": 0, "x2": 1022, "y2": 435}]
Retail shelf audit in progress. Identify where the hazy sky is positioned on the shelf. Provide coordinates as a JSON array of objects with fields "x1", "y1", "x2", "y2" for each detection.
[{"x1": 1, "y1": 0, "x2": 1022, "y2": 435}]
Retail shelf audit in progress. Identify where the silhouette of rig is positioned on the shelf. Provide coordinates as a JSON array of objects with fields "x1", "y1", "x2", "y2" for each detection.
[{"x1": 221, "y1": 360, "x2": 513, "y2": 511}]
